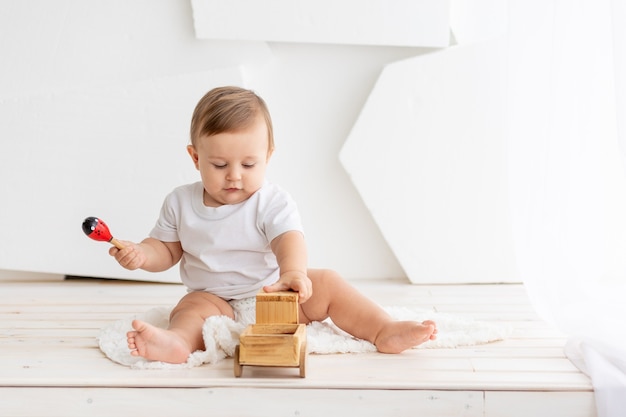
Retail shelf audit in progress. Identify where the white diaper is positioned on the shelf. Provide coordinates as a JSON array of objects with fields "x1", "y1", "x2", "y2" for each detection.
[{"x1": 228, "y1": 296, "x2": 256, "y2": 325}]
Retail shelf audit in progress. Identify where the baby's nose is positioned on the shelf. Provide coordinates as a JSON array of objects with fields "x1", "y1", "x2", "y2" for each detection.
[{"x1": 226, "y1": 166, "x2": 241, "y2": 181}]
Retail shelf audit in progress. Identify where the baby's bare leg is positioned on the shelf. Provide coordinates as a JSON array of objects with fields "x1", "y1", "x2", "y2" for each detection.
[
  {"x1": 126, "y1": 291, "x2": 234, "y2": 364},
  {"x1": 300, "y1": 269, "x2": 437, "y2": 354}
]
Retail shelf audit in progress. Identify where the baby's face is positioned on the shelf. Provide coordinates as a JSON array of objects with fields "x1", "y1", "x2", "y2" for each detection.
[{"x1": 188, "y1": 115, "x2": 271, "y2": 207}]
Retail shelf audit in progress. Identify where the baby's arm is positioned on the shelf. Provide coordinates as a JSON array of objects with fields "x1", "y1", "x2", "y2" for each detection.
[
  {"x1": 265, "y1": 231, "x2": 312, "y2": 303},
  {"x1": 109, "y1": 237, "x2": 183, "y2": 272}
]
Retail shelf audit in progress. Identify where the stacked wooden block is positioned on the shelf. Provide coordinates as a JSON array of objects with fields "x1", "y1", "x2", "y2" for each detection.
[{"x1": 234, "y1": 291, "x2": 307, "y2": 378}]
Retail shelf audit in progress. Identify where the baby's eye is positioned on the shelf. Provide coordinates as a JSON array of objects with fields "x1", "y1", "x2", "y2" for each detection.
[
  {"x1": 213, "y1": 163, "x2": 227, "y2": 169},
  {"x1": 242, "y1": 163, "x2": 256, "y2": 169}
]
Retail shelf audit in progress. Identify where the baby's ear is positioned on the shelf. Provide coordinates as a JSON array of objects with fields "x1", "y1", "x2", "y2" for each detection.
[{"x1": 187, "y1": 145, "x2": 200, "y2": 169}]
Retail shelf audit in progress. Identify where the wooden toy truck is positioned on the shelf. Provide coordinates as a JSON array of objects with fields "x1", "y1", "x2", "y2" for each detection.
[{"x1": 233, "y1": 291, "x2": 307, "y2": 378}]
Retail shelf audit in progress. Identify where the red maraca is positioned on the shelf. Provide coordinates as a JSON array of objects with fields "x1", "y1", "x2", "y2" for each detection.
[{"x1": 82, "y1": 217, "x2": 125, "y2": 249}]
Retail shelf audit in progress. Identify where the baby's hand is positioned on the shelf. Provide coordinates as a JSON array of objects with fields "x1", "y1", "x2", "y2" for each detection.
[
  {"x1": 264, "y1": 271, "x2": 312, "y2": 303},
  {"x1": 108, "y1": 240, "x2": 147, "y2": 271}
]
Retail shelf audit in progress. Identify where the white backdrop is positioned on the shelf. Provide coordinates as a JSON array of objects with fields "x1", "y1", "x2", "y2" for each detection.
[
  {"x1": 0, "y1": 1, "x2": 425, "y2": 282},
  {"x1": 0, "y1": 0, "x2": 516, "y2": 284}
]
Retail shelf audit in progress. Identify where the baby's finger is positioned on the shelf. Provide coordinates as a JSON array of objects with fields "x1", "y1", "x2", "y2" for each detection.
[
  {"x1": 292, "y1": 280, "x2": 312, "y2": 303},
  {"x1": 263, "y1": 281, "x2": 289, "y2": 293}
]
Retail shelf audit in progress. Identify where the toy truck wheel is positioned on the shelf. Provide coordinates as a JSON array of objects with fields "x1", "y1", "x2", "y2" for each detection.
[
  {"x1": 234, "y1": 345, "x2": 243, "y2": 377},
  {"x1": 299, "y1": 341, "x2": 307, "y2": 378}
]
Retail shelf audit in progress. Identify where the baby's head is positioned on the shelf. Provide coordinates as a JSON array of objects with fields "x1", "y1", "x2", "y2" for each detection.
[{"x1": 190, "y1": 86, "x2": 274, "y2": 155}]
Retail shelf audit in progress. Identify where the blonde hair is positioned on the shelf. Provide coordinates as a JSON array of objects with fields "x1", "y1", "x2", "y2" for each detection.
[{"x1": 190, "y1": 86, "x2": 274, "y2": 153}]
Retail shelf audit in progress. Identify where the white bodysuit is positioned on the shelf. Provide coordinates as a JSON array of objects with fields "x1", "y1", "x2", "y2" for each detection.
[{"x1": 149, "y1": 181, "x2": 303, "y2": 300}]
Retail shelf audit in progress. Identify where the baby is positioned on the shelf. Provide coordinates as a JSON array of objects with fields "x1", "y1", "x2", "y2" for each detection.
[{"x1": 110, "y1": 86, "x2": 437, "y2": 364}]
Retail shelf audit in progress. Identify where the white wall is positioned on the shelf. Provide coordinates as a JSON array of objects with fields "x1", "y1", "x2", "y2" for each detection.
[
  {"x1": 0, "y1": 0, "x2": 427, "y2": 282},
  {"x1": 0, "y1": 0, "x2": 517, "y2": 283}
]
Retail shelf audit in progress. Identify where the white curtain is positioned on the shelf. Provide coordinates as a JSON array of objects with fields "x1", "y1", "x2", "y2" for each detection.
[{"x1": 507, "y1": 1, "x2": 626, "y2": 416}]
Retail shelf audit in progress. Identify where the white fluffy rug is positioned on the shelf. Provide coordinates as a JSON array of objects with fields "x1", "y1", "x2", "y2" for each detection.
[{"x1": 98, "y1": 303, "x2": 513, "y2": 370}]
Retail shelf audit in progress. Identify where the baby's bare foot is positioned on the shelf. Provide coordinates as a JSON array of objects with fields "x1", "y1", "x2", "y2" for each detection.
[
  {"x1": 126, "y1": 319, "x2": 191, "y2": 364},
  {"x1": 374, "y1": 320, "x2": 438, "y2": 354}
]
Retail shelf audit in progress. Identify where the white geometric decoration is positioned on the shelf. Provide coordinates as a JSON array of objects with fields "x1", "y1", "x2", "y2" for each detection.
[
  {"x1": 191, "y1": 0, "x2": 451, "y2": 47},
  {"x1": 339, "y1": 39, "x2": 517, "y2": 284}
]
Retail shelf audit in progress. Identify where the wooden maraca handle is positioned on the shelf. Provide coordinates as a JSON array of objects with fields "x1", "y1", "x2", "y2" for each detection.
[{"x1": 109, "y1": 238, "x2": 125, "y2": 250}]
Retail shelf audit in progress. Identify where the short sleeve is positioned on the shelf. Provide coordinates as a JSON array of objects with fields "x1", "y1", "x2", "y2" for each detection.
[
  {"x1": 149, "y1": 189, "x2": 182, "y2": 243},
  {"x1": 258, "y1": 183, "x2": 304, "y2": 242}
]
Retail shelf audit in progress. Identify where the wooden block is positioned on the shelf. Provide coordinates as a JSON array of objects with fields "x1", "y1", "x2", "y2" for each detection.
[
  {"x1": 255, "y1": 291, "x2": 299, "y2": 324},
  {"x1": 238, "y1": 324, "x2": 306, "y2": 367}
]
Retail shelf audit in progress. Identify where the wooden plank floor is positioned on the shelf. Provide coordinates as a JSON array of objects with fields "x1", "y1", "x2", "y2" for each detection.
[{"x1": 0, "y1": 277, "x2": 596, "y2": 417}]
